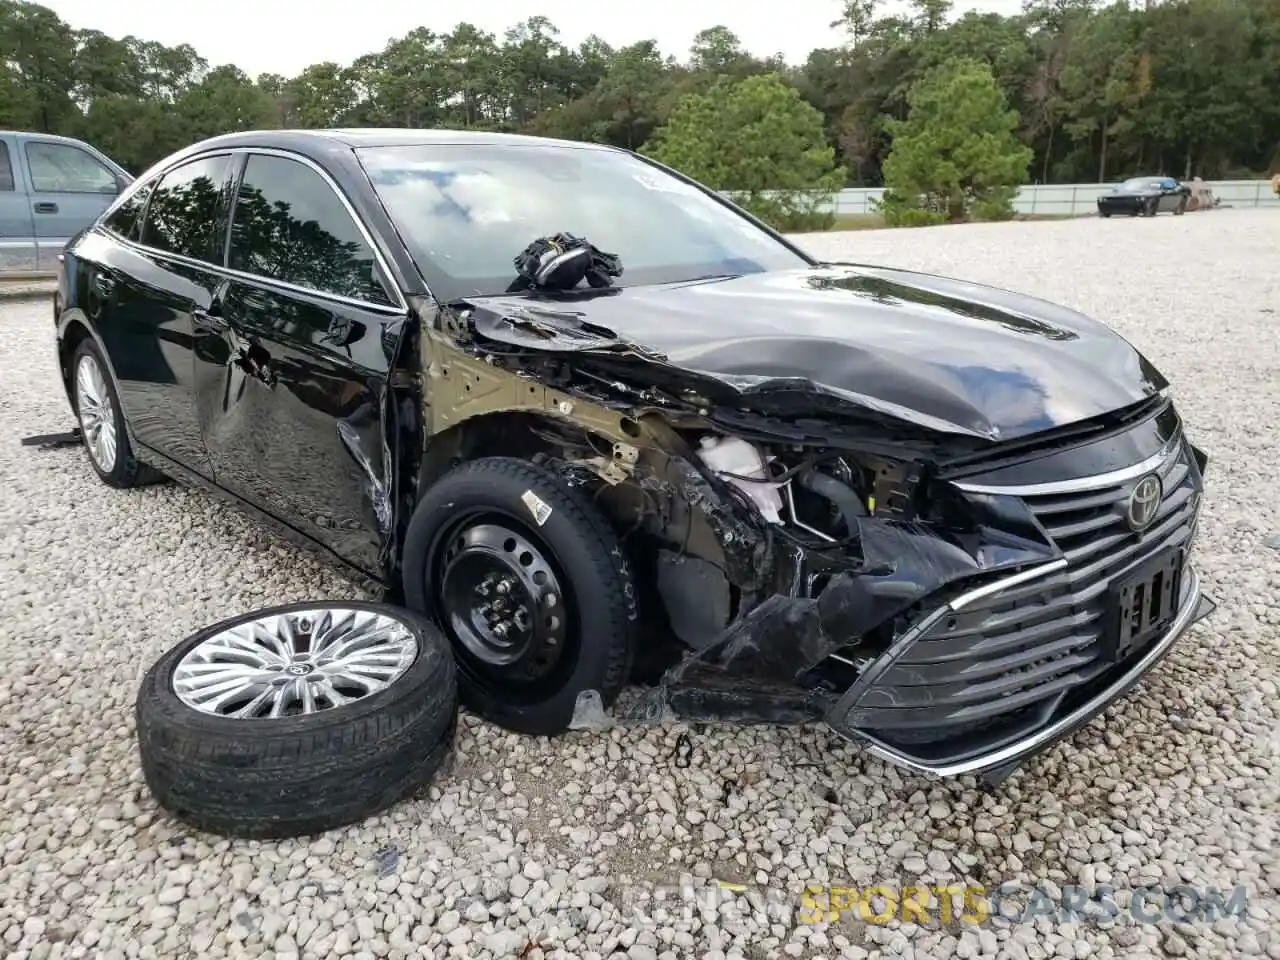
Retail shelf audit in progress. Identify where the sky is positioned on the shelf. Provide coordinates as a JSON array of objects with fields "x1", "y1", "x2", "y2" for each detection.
[{"x1": 40, "y1": 0, "x2": 1027, "y2": 79}]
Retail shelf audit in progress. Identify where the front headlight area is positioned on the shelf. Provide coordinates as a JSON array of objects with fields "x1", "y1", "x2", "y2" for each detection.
[{"x1": 661, "y1": 432, "x2": 1058, "y2": 671}]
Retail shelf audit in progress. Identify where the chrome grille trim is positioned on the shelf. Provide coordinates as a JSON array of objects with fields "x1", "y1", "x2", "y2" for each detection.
[{"x1": 952, "y1": 437, "x2": 1180, "y2": 496}]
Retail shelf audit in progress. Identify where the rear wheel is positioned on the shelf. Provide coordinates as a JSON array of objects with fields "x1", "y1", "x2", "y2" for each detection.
[
  {"x1": 71, "y1": 339, "x2": 163, "y2": 488},
  {"x1": 402, "y1": 457, "x2": 637, "y2": 735}
]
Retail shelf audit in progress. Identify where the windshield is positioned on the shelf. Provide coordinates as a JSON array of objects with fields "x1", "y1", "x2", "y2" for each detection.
[
  {"x1": 356, "y1": 143, "x2": 810, "y2": 300},
  {"x1": 1121, "y1": 177, "x2": 1168, "y2": 191}
]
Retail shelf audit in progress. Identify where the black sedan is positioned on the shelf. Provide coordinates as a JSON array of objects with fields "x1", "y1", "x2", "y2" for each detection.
[
  {"x1": 1097, "y1": 176, "x2": 1191, "y2": 217},
  {"x1": 53, "y1": 129, "x2": 1213, "y2": 783}
]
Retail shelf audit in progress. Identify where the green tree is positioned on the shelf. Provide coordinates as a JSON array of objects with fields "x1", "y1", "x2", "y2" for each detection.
[
  {"x1": 879, "y1": 58, "x2": 1032, "y2": 223},
  {"x1": 0, "y1": 0, "x2": 76, "y2": 130},
  {"x1": 642, "y1": 73, "x2": 846, "y2": 231}
]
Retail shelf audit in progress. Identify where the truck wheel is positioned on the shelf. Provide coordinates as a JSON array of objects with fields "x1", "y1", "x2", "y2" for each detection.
[
  {"x1": 402, "y1": 457, "x2": 638, "y2": 735},
  {"x1": 136, "y1": 602, "x2": 457, "y2": 839}
]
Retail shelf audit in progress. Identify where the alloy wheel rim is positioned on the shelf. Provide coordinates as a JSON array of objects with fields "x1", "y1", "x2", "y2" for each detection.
[
  {"x1": 436, "y1": 518, "x2": 569, "y2": 682},
  {"x1": 172, "y1": 608, "x2": 419, "y2": 718},
  {"x1": 76, "y1": 354, "x2": 117, "y2": 473}
]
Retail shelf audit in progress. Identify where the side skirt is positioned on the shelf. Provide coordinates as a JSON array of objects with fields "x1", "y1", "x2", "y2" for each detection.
[{"x1": 134, "y1": 443, "x2": 392, "y2": 601}]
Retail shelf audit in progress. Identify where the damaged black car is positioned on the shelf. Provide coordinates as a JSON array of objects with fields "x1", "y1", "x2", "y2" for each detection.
[{"x1": 53, "y1": 129, "x2": 1213, "y2": 784}]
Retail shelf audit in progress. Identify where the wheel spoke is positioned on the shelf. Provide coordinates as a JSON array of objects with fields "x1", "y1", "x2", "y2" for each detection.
[
  {"x1": 76, "y1": 354, "x2": 118, "y2": 473},
  {"x1": 173, "y1": 608, "x2": 418, "y2": 719}
]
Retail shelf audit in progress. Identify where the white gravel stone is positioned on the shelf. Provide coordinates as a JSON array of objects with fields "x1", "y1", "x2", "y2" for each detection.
[{"x1": 1, "y1": 211, "x2": 1277, "y2": 958}]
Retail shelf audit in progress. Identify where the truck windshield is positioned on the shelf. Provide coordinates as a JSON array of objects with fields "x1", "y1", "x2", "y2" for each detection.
[{"x1": 356, "y1": 143, "x2": 810, "y2": 301}]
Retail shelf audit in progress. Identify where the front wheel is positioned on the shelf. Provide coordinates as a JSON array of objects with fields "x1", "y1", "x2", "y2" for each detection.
[{"x1": 402, "y1": 457, "x2": 637, "y2": 735}]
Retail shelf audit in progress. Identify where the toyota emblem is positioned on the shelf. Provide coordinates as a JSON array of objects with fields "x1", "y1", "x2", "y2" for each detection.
[{"x1": 1126, "y1": 474, "x2": 1162, "y2": 531}]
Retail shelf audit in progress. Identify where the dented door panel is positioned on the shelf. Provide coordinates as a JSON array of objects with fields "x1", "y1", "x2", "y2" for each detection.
[{"x1": 195, "y1": 279, "x2": 403, "y2": 575}]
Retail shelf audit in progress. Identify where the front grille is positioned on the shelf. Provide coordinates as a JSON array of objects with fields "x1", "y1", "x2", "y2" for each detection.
[{"x1": 842, "y1": 439, "x2": 1202, "y2": 753}]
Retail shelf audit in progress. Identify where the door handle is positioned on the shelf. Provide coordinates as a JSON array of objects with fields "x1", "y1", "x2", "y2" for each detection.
[
  {"x1": 92, "y1": 274, "x2": 116, "y2": 297},
  {"x1": 33, "y1": 202, "x2": 58, "y2": 214}
]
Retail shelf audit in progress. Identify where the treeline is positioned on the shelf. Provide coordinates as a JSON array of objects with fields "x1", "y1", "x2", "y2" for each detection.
[{"x1": 1, "y1": 0, "x2": 1276, "y2": 184}]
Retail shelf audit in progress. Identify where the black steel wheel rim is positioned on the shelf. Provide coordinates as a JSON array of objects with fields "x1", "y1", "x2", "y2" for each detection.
[{"x1": 428, "y1": 510, "x2": 576, "y2": 695}]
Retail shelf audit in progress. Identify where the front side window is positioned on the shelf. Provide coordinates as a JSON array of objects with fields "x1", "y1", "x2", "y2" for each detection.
[
  {"x1": 356, "y1": 143, "x2": 810, "y2": 301},
  {"x1": 0, "y1": 141, "x2": 13, "y2": 192},
  {"x1": 228, "y1": 153, "x2": 393, "y2": 306},
  {"x1": 25, "y1": 141, "x2": 118, "y2": 194},
  {"x1": 141, "y1": 155, "x2": 231, "y2": 263}
]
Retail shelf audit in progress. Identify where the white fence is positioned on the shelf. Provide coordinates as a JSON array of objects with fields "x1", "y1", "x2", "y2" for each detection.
[{"x1": 826, "y1": 179, "x2": 1279, "y2": 216}]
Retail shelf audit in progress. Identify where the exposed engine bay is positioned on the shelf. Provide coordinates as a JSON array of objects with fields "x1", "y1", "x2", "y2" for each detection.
[{"x1": 396, "y1": 283, "x2": 1212, "y2": 783}]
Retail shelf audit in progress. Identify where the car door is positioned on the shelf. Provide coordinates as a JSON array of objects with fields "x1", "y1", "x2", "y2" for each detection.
[
  {"x1": 23, "y1": 138, "x2": 124, "y2": 271},
  {"x1": 0, "y1": 136, "x2": 38, "y2": 272},
  {"x1": 195, "y1": 149, "x2": 408, "y2": 575},
  {"x1": 90, "y1": 153, "x2": 233, "y2": 477}
]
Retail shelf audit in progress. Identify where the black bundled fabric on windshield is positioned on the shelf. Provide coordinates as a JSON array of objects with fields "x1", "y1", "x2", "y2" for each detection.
[{"x1": 513, "y1": 233, "x2": 623, "y2": 291}]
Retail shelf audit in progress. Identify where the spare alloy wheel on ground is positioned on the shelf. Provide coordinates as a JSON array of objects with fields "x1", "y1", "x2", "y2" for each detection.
[{"x1": 136, "y1": 601, "x2": 456, "y2": 839}]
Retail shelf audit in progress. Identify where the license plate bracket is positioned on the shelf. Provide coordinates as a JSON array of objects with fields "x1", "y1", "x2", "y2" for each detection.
[{"x1": 1102, "y1": 548, "x2": 1184, "y2": 662}]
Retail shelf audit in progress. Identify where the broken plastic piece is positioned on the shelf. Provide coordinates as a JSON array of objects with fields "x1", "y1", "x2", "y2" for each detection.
[{"x1": 567, "y1": 688, "x2": 614, "y2": 731}]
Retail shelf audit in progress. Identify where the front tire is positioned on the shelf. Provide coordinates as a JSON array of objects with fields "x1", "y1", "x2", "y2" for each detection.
[
  {"x1": 402, "y1": 457, "x2": 637, "y2": 735},
  {"x1": 71, "y1": 339, "x2": 162, "y2": 488}
]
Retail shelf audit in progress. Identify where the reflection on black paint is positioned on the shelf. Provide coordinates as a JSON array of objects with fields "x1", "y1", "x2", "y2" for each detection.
[
  {"x1": 805, "y1": 272, "x2": 1079, "y2": 341},
  {"x1": 143, "y1": 157, "x2": 229, "y2": 262},
  {"x1": 229, "y1": 156, "x2": 392, "y2": 306}
]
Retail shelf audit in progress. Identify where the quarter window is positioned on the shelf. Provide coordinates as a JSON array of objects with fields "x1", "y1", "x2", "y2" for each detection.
[
  {"x1": 228, "y1": 153, "x2": 393, "y2": 306},
  {"x1": 103, "y1": 182, "x2": 155, "y2": 241},
  {"x1": 25, "y1": 141, "x2": 118, "y2": 194},
  {"x1": 141, "y1": 155, "x2": 231, "y2": 263},
  {"x1": 0, "y1": 141, "x2": 13, "y2": 192}
]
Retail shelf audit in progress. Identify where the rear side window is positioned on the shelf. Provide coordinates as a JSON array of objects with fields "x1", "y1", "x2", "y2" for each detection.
[
  {"x1": 103, "y1": 182, "x2": 154, "y2": 241},
  {"x1": 141, "y1": 155, "x2": 231, "y2": 263},
  {"x1": 25, "y1": 141, "x2": 118, "y2": 194},
  {"x1": 228, "y1": 153, "x2": 393, "y2": 306},
  {"x1": 0, "y1": 141, "x2": 12, "y2": 191}
]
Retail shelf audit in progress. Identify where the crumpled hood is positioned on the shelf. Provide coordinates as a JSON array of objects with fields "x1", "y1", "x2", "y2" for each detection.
[{"x1": 465, "y1": 264, "x2": 1167, "y2": 441}]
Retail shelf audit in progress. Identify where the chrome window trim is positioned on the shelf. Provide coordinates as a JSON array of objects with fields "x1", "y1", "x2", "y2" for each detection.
[
  {"x1": 232, "y1": 147, "x2": 407, "y2": 312},
  {"x1": 953, "y1": 438, "x2": 1180, "y2": 497},
  {"x1": 96, "y1": 146, "x2": 408, "y2": 316}
]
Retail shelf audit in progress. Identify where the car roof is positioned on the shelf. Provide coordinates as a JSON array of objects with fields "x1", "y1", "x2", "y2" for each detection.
[{"x1": 184, "y1": 128, "x2": 618, "y2": 155}]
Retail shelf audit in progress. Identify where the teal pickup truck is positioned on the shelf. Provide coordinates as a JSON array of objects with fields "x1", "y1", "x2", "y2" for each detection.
[{"x1": 1, "y1": 131, "x2": 132, "y2": 273}]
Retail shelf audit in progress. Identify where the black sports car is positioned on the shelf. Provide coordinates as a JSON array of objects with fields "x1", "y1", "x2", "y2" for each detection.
[
  {"x1": 1097, "y1": 176, "x2": 1191, "y2": 217},
  {"x1": 53, "y1": 130, "x2": 1213, "y2": 783}
]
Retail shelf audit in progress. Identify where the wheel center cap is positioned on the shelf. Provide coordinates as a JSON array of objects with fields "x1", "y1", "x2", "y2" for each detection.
[{"x1": 285, "y1": 663, "x2": 314, "y2": 677}]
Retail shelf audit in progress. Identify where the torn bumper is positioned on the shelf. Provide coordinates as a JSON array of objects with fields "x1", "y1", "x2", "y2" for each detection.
[
  {"x1": 645, "y1": 421, "x2": 1212, "y2": 780},
  {"x1": 826, "y1": 565, "x2": 1213, "y2": 778}
]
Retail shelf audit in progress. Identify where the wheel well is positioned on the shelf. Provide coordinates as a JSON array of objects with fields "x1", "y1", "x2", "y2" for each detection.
[
  {"x1": 414, "y1": 411, "x2": 580, "y2": 497},
  {"x1": 58, "y1": 319, "x2": 92, "y2": 397}
]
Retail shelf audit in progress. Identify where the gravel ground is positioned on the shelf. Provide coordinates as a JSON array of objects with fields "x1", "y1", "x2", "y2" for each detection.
[{"x1": 1, "y1": 210, "x2": 1277, "y2": 960}]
